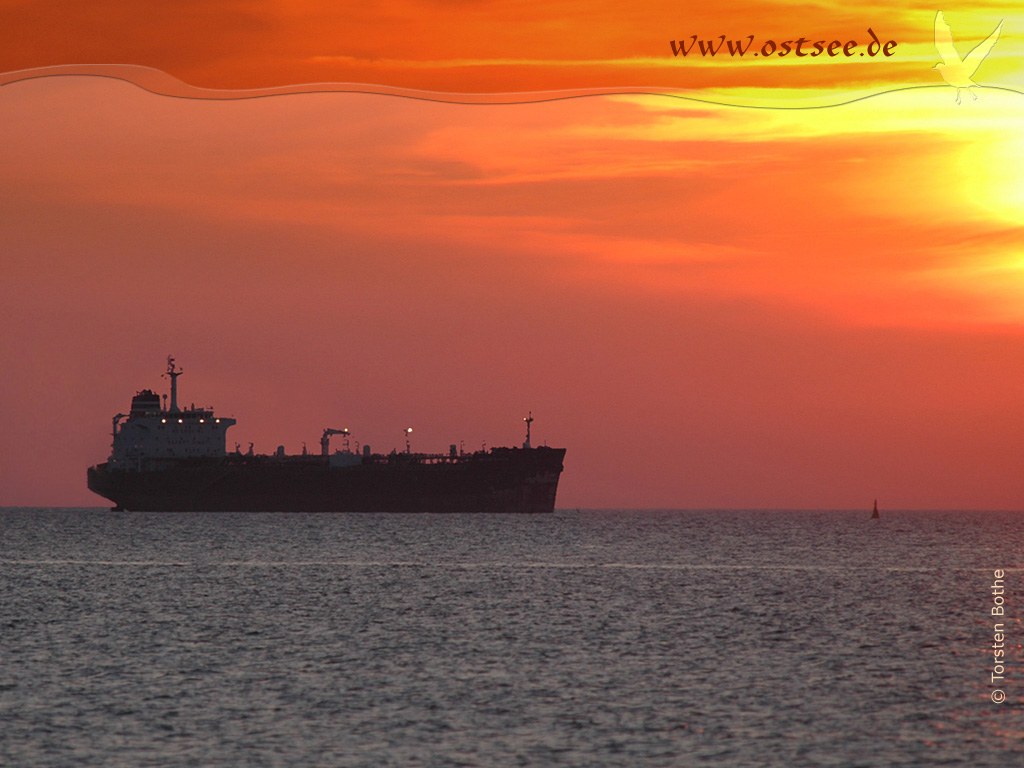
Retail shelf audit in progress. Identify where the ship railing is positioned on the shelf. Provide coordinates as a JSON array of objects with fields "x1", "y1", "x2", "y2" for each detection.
[{"x1": 362, "y1": 452, "x2": 482, "y2": 466}]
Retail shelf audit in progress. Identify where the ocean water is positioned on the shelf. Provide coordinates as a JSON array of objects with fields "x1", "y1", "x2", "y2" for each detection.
[{"x1": 1, "y1": 508, "x2": 1022, "y2": 767}]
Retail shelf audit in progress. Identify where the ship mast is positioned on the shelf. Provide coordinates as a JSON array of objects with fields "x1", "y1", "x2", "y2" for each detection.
[{"x1": 164, "y1": 355, "x2": 183, "y2": 413}]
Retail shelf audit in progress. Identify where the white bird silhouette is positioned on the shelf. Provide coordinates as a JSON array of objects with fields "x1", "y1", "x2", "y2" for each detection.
[{"x1": 933, "y1": 11, "x2": 1002, "y2": 103}]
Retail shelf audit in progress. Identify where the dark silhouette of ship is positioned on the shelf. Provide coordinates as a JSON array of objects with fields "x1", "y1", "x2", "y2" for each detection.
[{"x1": 87, "y1": 357, "x2": 565, "y2": 513}]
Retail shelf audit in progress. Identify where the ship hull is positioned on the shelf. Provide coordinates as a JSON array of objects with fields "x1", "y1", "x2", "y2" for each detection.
[{"x1": 87, "y1": 447, "x2": 565, "y2": 513}]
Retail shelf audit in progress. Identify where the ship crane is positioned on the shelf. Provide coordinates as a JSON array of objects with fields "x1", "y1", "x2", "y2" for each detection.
[{"x1": 321, "y1": 428, "x2": 350, "y2": 456}]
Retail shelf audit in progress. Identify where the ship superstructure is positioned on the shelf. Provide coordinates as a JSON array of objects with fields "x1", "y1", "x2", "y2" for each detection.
[
  {"x1": 88, "y1": 357, "x2": 564, "y2": 513},
  {"x1": 108, "y1": 357, "x2": 236, "y2": 467}
]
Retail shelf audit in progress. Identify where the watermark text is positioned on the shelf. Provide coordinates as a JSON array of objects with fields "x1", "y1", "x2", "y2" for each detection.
[
  {"x1": 670, "y1": 29, "x2": 897, "y2": 59},
  {"x1": 991, "y1": 568, "x2": 1008, "y2": 704}
]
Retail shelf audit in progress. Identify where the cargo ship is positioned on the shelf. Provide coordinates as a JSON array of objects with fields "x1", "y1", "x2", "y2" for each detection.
[{"x1": 87, "y1": 357, "x2": 565, "y2": 513}]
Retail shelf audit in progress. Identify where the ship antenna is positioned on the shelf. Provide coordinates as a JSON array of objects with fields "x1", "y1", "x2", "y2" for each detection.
[
  {"x1": 163, "y1": 355, "x2": 183, "y2": 413},
  {"x1": 524, "y1": 411, "x2": 533, "y2": 449}
]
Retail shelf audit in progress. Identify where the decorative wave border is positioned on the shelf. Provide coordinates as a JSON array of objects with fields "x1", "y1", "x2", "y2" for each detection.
[{"x1": 2, "y1": 64, "x2": 1021, "y2": 108}]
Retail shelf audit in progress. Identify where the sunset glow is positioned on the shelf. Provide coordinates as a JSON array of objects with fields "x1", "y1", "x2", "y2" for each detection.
[{"x1": 1, "y1": 2, "x2": 1023, "y2": 508}]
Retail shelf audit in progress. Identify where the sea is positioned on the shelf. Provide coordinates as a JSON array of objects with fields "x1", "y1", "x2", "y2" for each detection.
[{"x1": 1, "y1": 507, "x2": 1022, "y2": 767}]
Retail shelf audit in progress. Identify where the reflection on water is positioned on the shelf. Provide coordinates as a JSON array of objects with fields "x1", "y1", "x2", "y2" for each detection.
[{"x1": 1, "y1": 508, "x2": 1022, "y2": 766}]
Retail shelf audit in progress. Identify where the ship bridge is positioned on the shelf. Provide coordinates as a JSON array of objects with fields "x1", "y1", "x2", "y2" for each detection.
[{"x1": 109, "y1": 357, "x2": 236, "y2": 464}]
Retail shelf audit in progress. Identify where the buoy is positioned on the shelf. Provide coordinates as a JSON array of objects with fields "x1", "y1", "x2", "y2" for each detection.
[{"x1": 871, "y1": 499, "x2": 880, "y2": 519}]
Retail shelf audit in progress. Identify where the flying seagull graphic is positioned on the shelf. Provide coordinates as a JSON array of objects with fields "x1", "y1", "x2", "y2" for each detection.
[{"x1": 933, "y1": 11, "x2": 1002, "y2": 103}]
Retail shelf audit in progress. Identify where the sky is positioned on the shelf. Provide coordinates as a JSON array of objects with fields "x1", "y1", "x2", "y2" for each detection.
[{"x1": 2, "y1": 1, "x2": 1023, "y2": 509}]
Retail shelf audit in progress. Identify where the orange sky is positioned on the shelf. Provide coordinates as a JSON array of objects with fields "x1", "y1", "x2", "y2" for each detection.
[
  {"x1": 3, "y1": 1, "x2": 1020, "y2": 94},
  {"x1": 2, "y1": 2, "x2": 1023, "y2": 508}
]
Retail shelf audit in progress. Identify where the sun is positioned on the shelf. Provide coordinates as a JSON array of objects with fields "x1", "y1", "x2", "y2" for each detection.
[{"x1": 956, "y1": 97, "x2": 1024, "y2": 226}]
